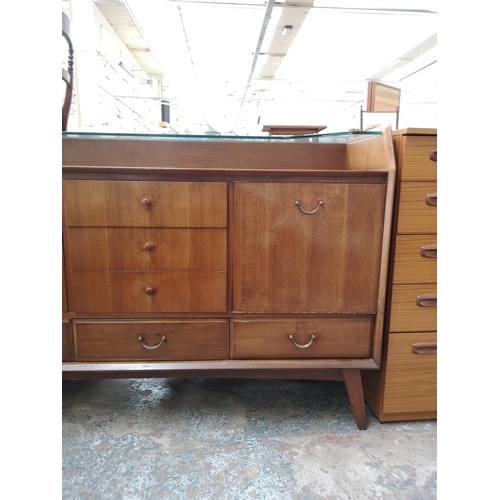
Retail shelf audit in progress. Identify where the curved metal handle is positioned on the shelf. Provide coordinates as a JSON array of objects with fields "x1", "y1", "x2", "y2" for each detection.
[
  {"x1": 416, "y1": 294, "x2": 437, "y2": 307},
  {"x1": 420, "y1": 244, "x2": 437, "y2": 258},
  {"x1": 138, "y1": 336, "x2": 166, "y2": 350},
  {"x1": 143, "y1": 242, "x2": 155, "y2": 252},
  {"x1": 289, "y1": 334, "x2": 316, "y2": 349},
  {"x1": 142, "y1": 197, "x2": 152, "y2": 208},
  {"x1": 425, "y1": 193, "x2": 437, "y2": 207},
  {"x1": 295, "y1": 200, "x2": 323, "y2": 215},
  {"x1": 429, "y1": 150, "x2": 437, "y2": 162},
  {"x1": 144, "y1": 286, "x2": 157, "y2": 296}
]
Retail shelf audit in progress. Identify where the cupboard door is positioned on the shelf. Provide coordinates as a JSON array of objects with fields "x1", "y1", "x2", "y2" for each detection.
[{"x1": 233, "y1": 182, "x2": 386, "y2": 313}]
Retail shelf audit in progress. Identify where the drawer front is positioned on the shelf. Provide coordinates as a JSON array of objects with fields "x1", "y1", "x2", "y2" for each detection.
[
  {"x1": 382, "y1": 332, "x2": 437, "y2": 414},
  {"x1": 389, "y1": 284, "x2": 437, "y2": 332},
  {"x1": 62, "y1": 322, "x2": 73, "y2": 361},
  {"x1": 399, "y1": 136, "x2": 437, "y2": 181},
  {"x1": 67, "y1": 227, "x2": 227, "y2": 271},
  {"x1": 74, "y1": 320, "x2": 228, "y2": 361},
  {"x1": 397, "y1": 182, "x2": 437, "y2": 234},
  {"x1": 231, "y1": 318, "x2": 373, "y2": 359},
  {"x1": 63, "y1": 180, "x2": 227, "y2": 228},
  {"x1": 69, "y1": 271, "x2": 227, "y2": 313},
  {"x1": 392, "y1": 235, "x2": 437, "y2": 284}
]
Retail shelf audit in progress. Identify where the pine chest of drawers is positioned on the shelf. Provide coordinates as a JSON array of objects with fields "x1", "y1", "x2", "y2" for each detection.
[
  {"x1": 62, "y1": 128, "x2": 396, "y2": 429},
  {"x1": 362, "y1": 128, "x2": 437, "y2": 422}
]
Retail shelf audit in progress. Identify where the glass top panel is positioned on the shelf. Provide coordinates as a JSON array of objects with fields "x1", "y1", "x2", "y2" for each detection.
[{"x1": 62, "y1": 130, "x2": 381, "y2": 144}]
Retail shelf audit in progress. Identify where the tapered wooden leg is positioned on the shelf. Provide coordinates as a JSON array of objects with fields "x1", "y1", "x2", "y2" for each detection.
[{"x1": 342, "y1": 369, "x2": 367, "y2": 430}]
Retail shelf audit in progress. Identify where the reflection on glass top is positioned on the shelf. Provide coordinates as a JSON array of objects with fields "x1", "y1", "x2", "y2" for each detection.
[{"x1": 62, "y1": 130, "x2": 381, "y2": 144}]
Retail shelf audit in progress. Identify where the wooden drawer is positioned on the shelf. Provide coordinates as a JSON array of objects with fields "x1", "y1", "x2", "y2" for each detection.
[
  {"x1": 67, "y1": 228, "x2": 227, "y2": 271},
  {"x1": 399, "y1": 136, "x2": 437, "y2": 181},
  {"x1": 397, "y1": 182, "x2": 437, "y2": 234},
  {"x1": 73, "y1": 320, "x2": 228, "y2": 361},
  {"x1": 69, "y1": 271, "x2": 227, "y2": 313},
  {"x1": 231, "y1": 318, "x2": 373, "y2": 359},
  {"x1": 389, "y1": 284, "x2": 437, "y2": 332},
  {"x1": 62, "y1": 321, "x2": 73, "y2": 361},
  {"x1": 392, "y1": 235, "x2": 437, "y2": 284},
  {"x1": 382, "y1": 332, "x2": 437, "y2": 415},
  {"x1": 63, "y1": 181, "x2": 227, "y2": 228}
]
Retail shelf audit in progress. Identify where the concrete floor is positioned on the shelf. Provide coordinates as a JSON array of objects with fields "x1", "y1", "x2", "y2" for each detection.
[{"x1": 62, "y1": 377, "x2": 437, "y2": 499}]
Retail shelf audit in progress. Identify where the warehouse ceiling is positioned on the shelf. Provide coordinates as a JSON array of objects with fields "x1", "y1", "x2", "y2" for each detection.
[{"x1": 78, "y1": 0, "x2": 438, "y2": 134}]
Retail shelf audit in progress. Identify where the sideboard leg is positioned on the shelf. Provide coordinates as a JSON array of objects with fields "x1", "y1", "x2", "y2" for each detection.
[{"x1": 342, "y1": 369, "x2": 367, "y2": 430}]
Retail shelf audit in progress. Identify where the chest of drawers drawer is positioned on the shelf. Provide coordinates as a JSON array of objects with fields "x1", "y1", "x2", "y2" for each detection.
[
  {"x1": 63, "y1": 180, "x2": 227, "y2": 228},
  {"x1": 397, "y1": 182, "x2": 437, "y2": 234},
  {"x1": 67, "y1": 228, "x2": 227, "y2": 271},
  {"x1": 231, "y1": 318, "x2": 373, "y2": 359},
  {"x1": 73, "y1": 320, "x2": 228, "y2": 361},
  {"x1": 62, "y1": 321, "x2": 72, "y2": 361},
  {"x1": 397, "y1": 136, "x2": 437, "y2": 181},
  {"x1": 69, "y1": 271, "x2": 227, "y2": 313},
  {"x1": 389, "y1": 284, "x2": 437, "y2": 332},
  {"x1": 392, "y1": 235, "x2": 437, "y2": 284},
  {"x1": 382, "y1": 332, "x2": 437, "y2": 414}
]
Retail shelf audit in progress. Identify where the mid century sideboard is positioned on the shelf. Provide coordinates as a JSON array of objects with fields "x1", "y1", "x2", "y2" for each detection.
[{"x1": 62, "y1": 127, "x2": 396, "y2": 429}]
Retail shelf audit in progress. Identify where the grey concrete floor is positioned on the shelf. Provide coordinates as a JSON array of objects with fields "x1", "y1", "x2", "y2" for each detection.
[{"x1": 62, "y1": 378, "x2": 437, "y2": 499}]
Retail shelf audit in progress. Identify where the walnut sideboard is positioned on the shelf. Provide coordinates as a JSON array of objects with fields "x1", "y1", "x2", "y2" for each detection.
[
  {"x1": 362, "y1": 128, "x2": 437, "y2": 422},
  {"x1": 62, "y1": 128, "x2": 396, "y2": 429}
]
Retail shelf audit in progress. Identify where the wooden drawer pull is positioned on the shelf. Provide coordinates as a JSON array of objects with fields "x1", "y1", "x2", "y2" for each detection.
[
  {"x1": 420, "y1": 245, "x2": 437, "y2": 258},
  {"x1": 143, "y1": 242, "x2": 155, "y2": 252},
  {"x1": 144, "y1": 286, "x2": 157, "y2": 296},
  {"x1": 295, "y1": 200, "x2": 323, "y2": 215},
  {"x1": 289, "y1": 334, "x2": 316, "y2": 348},
  {"x1": 416, "y1": 294, "x2": 437, "y2": 307},
  {"x1": 142, "y1": 197, "x2": 152, "y2": 208},
  {"x1": 425, "y1": 193, "x2": 437, "y2": 207},
  {"x1": 412, "y1": 342, "x2": 437, "y2": 354},
  {"x1": 138, "y1": 336, "x2": 166, "y2": 350},
  {"x1": 429, "y1": 150, "x2": 437, "y2": 162}
]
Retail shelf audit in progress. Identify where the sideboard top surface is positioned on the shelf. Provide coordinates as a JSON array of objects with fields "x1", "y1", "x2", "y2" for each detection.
[{"x1": 62, "y1": 127, "x2": 396, "y2": 176}]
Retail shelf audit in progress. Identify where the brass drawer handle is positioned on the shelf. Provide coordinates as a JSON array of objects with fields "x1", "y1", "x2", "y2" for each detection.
[
  {"x1": 416, "y1": 294, "x2": 437, "y2": 307},
  {"x1": 295, "y1": 200, "x2": 323, "y2": 215},
  {"x1": 420, "y1": 244, "x2": 437, "y2": 258},
  {"x1": 429, "y1": 150, "x2": 437, "y2": 162},
  {"x1": 412, "y1": 342, "x2": 437, "y2": 354},
  {"x1": 289, "y1": 334, "x2": 316, "y2": 348},
  {"x1": 142, "y1": 197, "x2": 152, "y2": 208},
  {"x1": 143, "y1": 242, "x2": 155, "y2": 252},
  {"x1": 425, "y1": 193, "x2": 437, "y2": 207},
  {"x1": 138, "y1": 336, "x2": 166, "y2": 350},
  {"x1": 144, "y1": 286, "x2": 158, "y2": 296}
]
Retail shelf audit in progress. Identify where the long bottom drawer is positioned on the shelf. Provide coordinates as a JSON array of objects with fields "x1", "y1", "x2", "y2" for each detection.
[
  {"x1": 382, "y1": 332, "x2": 437, "y2": 415},
  {"x1": 231, "y1": 318, "x2": 373, "y2": 359},
  {"x1": 73, "y1": 320, "x2": 228, "y2": 361}
]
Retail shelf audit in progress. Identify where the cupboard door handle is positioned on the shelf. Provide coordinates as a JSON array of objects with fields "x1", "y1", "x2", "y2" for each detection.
[
  {"x1": 416, "y1": 294, "x2": 437, "y2": 307},
  {"x1": 412, "y1": 342, "x2": 437, "y2": 354},
  {"x1": 138, "y1": 336, "x2": 166, "y2": 350},
  {"x1": 295, "y1": 200, "x2": 323, "y2": 215},
  {"x1": 143, "y1": 242, "x2": 155, "y2": 252},
  {"x1": 289, "y1": 334, "x2": 316, "y2": 348},
  {"x1": 429, "y1": 150, "x2": 437, "y2": 162},
  {"x1": 420, "y1": 245, "x2": 437, "y2": 258},
  {"x1": 142, "y1": 197, "x2": 152, "y2": 208},
  {"x1": 144, "y1": 286, "x2": 157, "y2": 296},
  {"x1": 425, "y1": 193, "x2": 437, "y2": 207}
]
